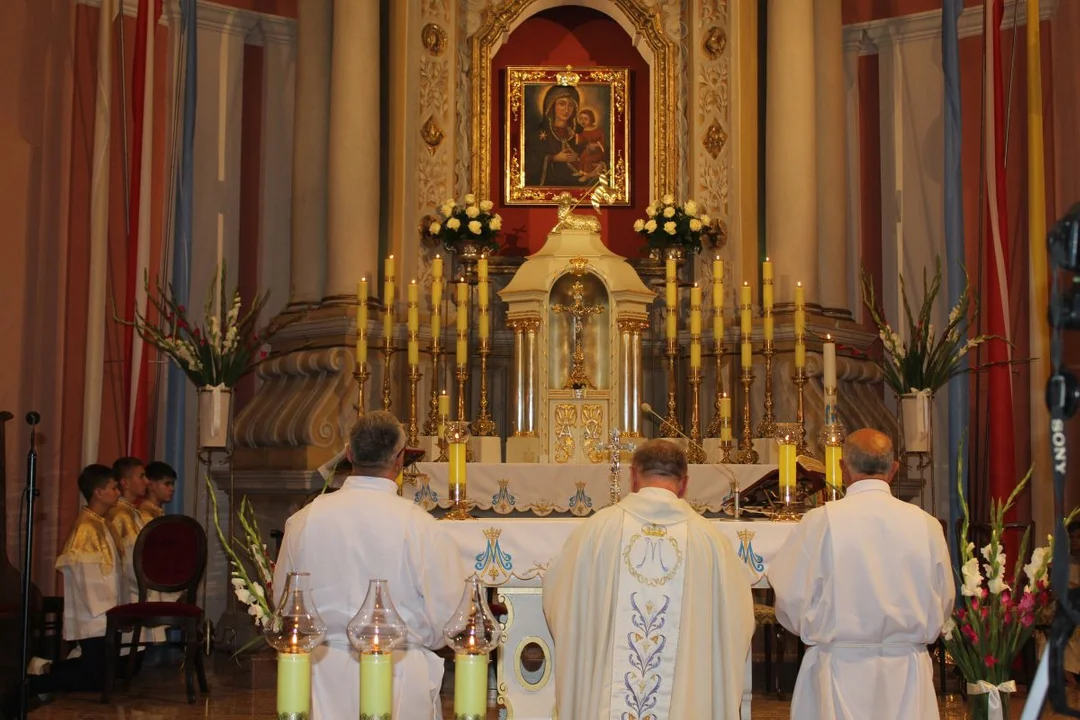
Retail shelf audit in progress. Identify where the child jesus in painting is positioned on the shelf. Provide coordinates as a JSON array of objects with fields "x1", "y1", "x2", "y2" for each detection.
[{"x1": 573, "y1": 109, "x2": 606, "y2": 180}]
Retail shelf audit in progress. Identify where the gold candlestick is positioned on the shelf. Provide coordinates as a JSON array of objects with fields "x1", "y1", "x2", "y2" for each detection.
[
  {"x1": 687, "y1": 369, "x2": 706, "y2": 464},
  {"x1": 736, "y1": 366, "x2": 759, "y2": 464},
  {"x1": 436, "y1": 411, "x2": 449, "y2": 462},
  {"x1": 472, "y1": 340, "x2": 497, "y2": 436},
  {"x1": 793, "y1": 366, "x2": 811, "y2": 456},
  {"x1": 706, "y1": 336, "x2": 725, "y2": 437},
  {"x1": 381, "y1": 336, "x2": 395, "y2": 411},
  {"x1": 407, "y1": 366, "x2": 421, "y2": 447},
  {"x1": 353, "y1": 364, "x2": 370, "y2": 417},
  {"x1": 756, "y1": 340, "x2": 777, "y2": 437},
  {"x1": 660, "y1": 339, "x2": 682, "y2": 437},
  {"x1": 423, "y1": 338, "x2": 442, "y2": 436},
  {"x1": 455, "y1": 366, "x2": 468, "y2": 421}
]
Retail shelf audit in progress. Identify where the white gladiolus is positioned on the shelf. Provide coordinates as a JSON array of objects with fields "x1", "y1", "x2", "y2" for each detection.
[
  {"x1": 489, "y1": 215, "x2": 502, "y2": 231},
  {"x1": 253, "y1": 583, "x2": 265, "y2": 598},
  {"x1": 466, "y1": 205, "x2": 480, "y2": 218},
  {"x1": 1024, "y1": 543, "x2": 1052, "y2": 584},
  {"x1": 663, "y1": 206, "x2": 676, "y2": 218},
  {"x1": 468, "y1": 220, "x2": 482, "y2": 235},
  {"x1": 661, "y1": 194, "x2": 674, "y2": 205},
  {"x1": 942, "y1": 618, "x2": 956, "y2": 641},
  {"x1": 689, "y1": 219, "x2": 702, "y2": 232},
  {"x1": 645, "y1": 205, "x2": 656, "y2": 217},
  {"x1": 429, "y1": 222, "x2": 441, "y2": 235},
  {"x1": 664, "y1": 221, "x2": 677, "y2": 235},
  {"x1": 633, "y1": 219, "x2": 645, "y2": 232},
  {"x1": 235, "y1": 587, "x2": 254, "y2": 605},
  {"x1": 446, "y1": 217, "x2": 461, "y2": 230},
  {"x1": 684, "y1": 200, "x2": 698, "y2": 216},
  {"x1": 645, "y1": 219, "x2": 657, "y2": 233},
  {"x1": 960, "y1": 556, "x2": 983, "y2": 597},
  {"x1": 231, "y1": 577, "x2": 246, "y2": 590},
  {"x1": 464, "y1": 193, "x2": 476, "y2": 204},
  {"x1": 479, "y1": 200, "x2": 494, "y2": 212},
  {"x1": 988, "y1": 574, "x2": 1010, "y2": 595}
]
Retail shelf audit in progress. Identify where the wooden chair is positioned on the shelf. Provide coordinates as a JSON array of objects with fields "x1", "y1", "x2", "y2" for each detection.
[{"x1": 102, "y1": 515, "x2": 209, "y2": 704}]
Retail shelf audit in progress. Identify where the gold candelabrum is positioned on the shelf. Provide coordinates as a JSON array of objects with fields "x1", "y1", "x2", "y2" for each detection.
[
  {"x1": 407, "y1": 365, "x2": 421, "y2": 447},
  {"x1": 423, "y1": 336, "x2": 442, "y2": 436},
  {"x1": 455, "y1": 365, "x2": 468, "y2": 421},
  {"x1": 443, "y1": 421, "x2": 473, "y2": 520},
  {"x1": 381, "y1": 334, "x2": 395, "y2": 411},
  {"x1": 720, "y1": 413, "x2": 735, "y2": 464},
  {"x1": 756, "y1": 339, "x2": 777, "y2": 437},
  {"x1": 687, "y1": 368, "x2": 707, "y2": 464},
  {"x1": 472, "y1": 339, "x2": 497, "y2": 436},
  {"x1": 353, "y1": 363, "x2": 369, "y2": 417},
  {"x1": 436, "y1": 411, "x2": 449, "y2": 462},
  {"x1": 793, "y1": 366, "x2": 811, "y2": 456},
  {"x1": 736, "y1": 366, "x2": 759, "y2": 464},
  {"x1": 706, "y1": 334, "x2": 726, "y2": 437},
  {"x1": 660, "y1": 338, "x2": 682, "y2": 437}
]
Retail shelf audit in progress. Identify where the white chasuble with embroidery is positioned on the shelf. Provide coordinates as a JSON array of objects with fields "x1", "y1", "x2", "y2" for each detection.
[
  {"x1": 607, "y1": 516, "x2": 688, "y2": 720},
  {"x1": 543, "y1": 487, "x2": 755, "y2": 720}
]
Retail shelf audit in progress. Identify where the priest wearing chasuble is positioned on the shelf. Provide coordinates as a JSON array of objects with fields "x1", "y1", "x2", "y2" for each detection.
[
  {"x1": 768, "y1": 428, "x2": 955, "y2": 720},
  {"x1": 274, "y1": 411, "x2": 466, "y2": 720},
  {"x1": 543, "y1": 439, "x2": 755, "y2": 719}
]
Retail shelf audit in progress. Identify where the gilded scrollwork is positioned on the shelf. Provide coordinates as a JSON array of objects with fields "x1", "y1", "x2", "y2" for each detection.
[
  {"x1": 703, "y1": 121, "x2": 728, "y2": 160},
  {"x1": 553, "y1": 404, "x2": 577, "y2": 463},
  {"x1": 421, "y1": 23, "x2": 448, "y2": 55},
  {"x1": 582, "y1": 404, "x2": 605, "y2": 463}
]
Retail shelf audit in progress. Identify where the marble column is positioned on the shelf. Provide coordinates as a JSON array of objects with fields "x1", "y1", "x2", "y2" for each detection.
[
  {"x1": 618, "y1": 318, "x2": 649, "y2": 437},
  {"x1": 510, "y1": 317, "x2": 541, "y2": 436},
  {"x1": 289, "y1": 0, "x2": 331, "y2": 308},
  {"x1": 765, "y1": 0, "x2": 818, "y2": 303},
  {"x1": 814, "y1": 0, "x2": 849, "y2": 314},
  {"x1": 325, "y1": 0, "x2": 381, "y2": 303}
]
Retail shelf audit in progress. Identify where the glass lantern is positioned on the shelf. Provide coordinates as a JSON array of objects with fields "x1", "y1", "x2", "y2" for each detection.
[
  {"x1": 264, "y1": 572, "x2": 326, "y2": 720},
  {"x1": 347, "y1": 579, "x2": 408, "y2": 719}
]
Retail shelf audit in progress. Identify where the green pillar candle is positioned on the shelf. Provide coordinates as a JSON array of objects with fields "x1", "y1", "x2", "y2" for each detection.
[
  {"x1": 453, "y1": 653, "x2": 488, "y2": 719},
  {"x1": 277, "y1": 652, "x2": 311, "y2": 719},
  {"x1": 359, "y1": 652, "x2": 393, "y2": 719}
]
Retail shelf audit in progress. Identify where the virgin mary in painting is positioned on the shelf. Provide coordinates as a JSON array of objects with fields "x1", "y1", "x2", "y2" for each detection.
[{"x1": 523, "y1": 85, "x2": 605, "y2": 187}]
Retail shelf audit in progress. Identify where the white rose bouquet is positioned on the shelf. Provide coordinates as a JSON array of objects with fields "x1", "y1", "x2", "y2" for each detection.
[
  {"x1": 428, "y1": 194, "x2": 502, "y2": 255},
  {"x1": 633, "y1": 195, "x2": 710, "y2": 255}
]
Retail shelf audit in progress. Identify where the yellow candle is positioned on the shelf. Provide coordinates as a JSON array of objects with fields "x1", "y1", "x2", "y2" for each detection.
[
  {"x1": 795, "y1": 339, "x2": 806, "y2": 368},
  {"x1": 408, "y1": 281, "x2": 419, "y2": 332},
  {"x1": 740, "y1": 282, "x2": 752, "y2": 336},
  {"x1": 433, "y1": 254, "x2": 443, "y2": 281},
  {"x1": 665, "y1": 279, "x2": 677, "y2": 309},
  {"x1": 795, "y1": 307, "x2": 806, "y2": 336},
  {"x1": 713, "y1": 311, "x2": 724, "y2": 343},
  {"x1": 825, "y1": 444, "x2": 843, "y2": 488},
  {"x1": 720, "y1": 394, "x2": 732, "y2": 441},
  {"x1": 385, "y1": 255, "x2": 395, "y2": 283},
  {"x1": 763, "y1": 282, "x2": 774, "y2": 311},
  {"x1": 689, "y1": 284, "x2": 701, "y2": 335},
  {"x1": 383, "y1": 306, "x2": 393, "y2": 345},
  {"x1": 432, "y1": 308, "x2": 441, "y2": 343},
  {"x1": 740, "y1": 282, "x2": 752, "y2": 307},
  {"x1": 277, "y1": 652, "x2": 311, "y2": 717},
  {"x1": 478, "y1": 279, "x2": 489, "y2": 309},
  {"x1": 712, "y1": 256, "x2": 724, "y2": 285},
  {"x1": 762, "y1": 257, "x2": 773, "y2": 281},
  {"x1": 794, "y1": 281, "x2": 805, "y2": 308},
  {"x1": 357, "y1": 279, "x2": 368, "y2": 330},
  {"x1": 741, "y1": 340, "x2": 752, "y2": 369},
  {"x1": 690, "y1": 340, "x2": 701, "y2": 369},
  {"x1": 356, "y1": 338, "x2": 367, "y2": 364},
  {"x1": 408, "y1": 338, "x2": 419, "y2": 366},
  {"x1": 479, "y1": 309, "x2": 489, "y2": 340},
  {"x1": 457, "y1": 338, "x2": 467, "y2": 367},
  {"x1": 449, "y1": 441, "x2": 466, "y2": 499},
  {"x1": 666, "y1": 312, "x2": 677, "y2": 340},
  {"x1": 665, "y1": 258, "x2": 676, "y2": 282},
  {"x1": 778, "y1": 442, "x2": 797, "y2": 489},
  {"x1": 432, "y1": 276, "x2": 443, "y2": 308},
  {"x1": 764, "y1": 313, "x2": 774, "y2": 342},
  {"x1": 359, "y1": 653, "x2": 392, "y2": 718},
  {"x1": 454, "y1": 653, "x2": 489, "y2": 718},
  {"x1": 438, "y1": 392, "x2": 449, "y2": 417},
  {"x1": 478, "y1": 256, "x2": 488, "y2": 282}
]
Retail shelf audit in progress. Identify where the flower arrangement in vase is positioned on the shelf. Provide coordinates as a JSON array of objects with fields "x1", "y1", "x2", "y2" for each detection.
[
  {"x1": 426, "y1": 194, "x2": 502, "y2": 278},
  {"x1": 634, "y1": 194, "x2": 711, "y2": 260}
]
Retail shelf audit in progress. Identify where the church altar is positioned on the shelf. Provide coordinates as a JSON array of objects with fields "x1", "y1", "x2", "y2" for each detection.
[
  {"x1": 442, "y1": 516, "x2": 795, "y2": 720},
  {"x1": 409, "y1": 461, "x2": 777, "y2": 515}
]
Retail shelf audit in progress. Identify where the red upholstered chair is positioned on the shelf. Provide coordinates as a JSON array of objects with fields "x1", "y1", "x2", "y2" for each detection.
[{"x1": 102, "y1": 514, "x2": 209, "y2": 704}]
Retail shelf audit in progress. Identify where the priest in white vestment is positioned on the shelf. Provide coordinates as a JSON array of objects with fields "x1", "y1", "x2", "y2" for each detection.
[
  {"x1": 274, "y1": 411, "x2": 466, "y2": 720},
  {"x1": 543, "y1": 439, "x2": 755, "y2": 719},
  {"x1": 768, "y1": 428, "x2": 955, "y2": 720}
]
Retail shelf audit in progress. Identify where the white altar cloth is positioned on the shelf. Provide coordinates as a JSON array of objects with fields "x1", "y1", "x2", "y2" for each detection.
[
  {"x1": 411, "y1": 462, "x2": 776, "y2": 516},
  {"x1": 440, "y1": 516, "x2": 795, "y2": 719}
]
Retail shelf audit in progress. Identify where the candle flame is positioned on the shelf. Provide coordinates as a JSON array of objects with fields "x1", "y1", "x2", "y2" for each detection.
[
  {"x1": 436, "y1": 254, "x2": 440, "y2": 259},
  {"x1": 765, "y1": 256, "x2": 770, "y2": 262},
  {"x1": 743, "y1": 281, "x2": 748, "y2": 286},
  {"x1": 389, "y1": 254, "x2": 394, "y2": 259},
  {"x1": 797, "y1": 281, "x2": 802, "y2": 287},
  {"x1": 412, "y1": 279, "x2": 417, "y2": 284},
  {"x1": 361, "y1": 276, "x2": 366, "y2": 282},
  {"x1": 827, "y1": 333, "x2": 832, "y2": 340}
]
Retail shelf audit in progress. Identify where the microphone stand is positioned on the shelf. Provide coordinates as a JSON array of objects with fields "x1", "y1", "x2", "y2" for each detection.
[{"x1": 18, "y1": 411, "x2": 40, "y2": 720}]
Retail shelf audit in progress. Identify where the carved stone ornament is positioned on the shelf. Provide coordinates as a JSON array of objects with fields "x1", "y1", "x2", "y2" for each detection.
[
  {"x1": 421, "y1": 115, "x2": 445, "y2": 153},
  {"x1": 552, "y1": 192, "x2": 600, "y2": 233},
  {"x1": 421, "y1": 23, "x2": 447, "y2": 55},
  {"x1": 703, "y1": 26, "x2": 727, "y2": 59},
  {"x1": 703, "y1": 121, "x2": 728, "y2": 159}
]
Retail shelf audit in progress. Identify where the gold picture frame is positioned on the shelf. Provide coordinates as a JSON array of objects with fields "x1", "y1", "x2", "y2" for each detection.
[{"x1": 504, "y1": 66, "x2": 630, "y2": 206}]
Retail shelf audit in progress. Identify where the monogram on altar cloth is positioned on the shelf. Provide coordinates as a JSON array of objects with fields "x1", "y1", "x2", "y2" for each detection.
[
  {"x1": 408, "y1": 461, "x2": 777, "y2": 516},
  {"x1": 440, "y1": 517, "x2": 795, "y2": 720}
]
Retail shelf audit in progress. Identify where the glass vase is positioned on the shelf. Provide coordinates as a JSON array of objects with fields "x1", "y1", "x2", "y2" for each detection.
[{"x1": 967, "y1": 688, "x2": 1010, "y2": 720}]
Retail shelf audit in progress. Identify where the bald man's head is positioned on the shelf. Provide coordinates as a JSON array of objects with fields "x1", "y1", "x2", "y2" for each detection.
[{"x1": 841, "y1": 428, "x2": 898, "y2": 485}]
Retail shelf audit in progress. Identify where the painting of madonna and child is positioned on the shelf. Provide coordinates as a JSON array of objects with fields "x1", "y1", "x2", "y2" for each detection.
[{"x1": 505, "y1": 66, "x2": 630, "y2": 206}]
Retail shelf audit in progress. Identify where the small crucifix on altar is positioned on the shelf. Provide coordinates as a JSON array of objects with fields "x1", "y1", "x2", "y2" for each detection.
[
  {"x1": 598, "y1": 428, "x2": 636, "y2": 505},
  {"x1": 552, "y1": 280, "x2": 605, "y2": 389}
]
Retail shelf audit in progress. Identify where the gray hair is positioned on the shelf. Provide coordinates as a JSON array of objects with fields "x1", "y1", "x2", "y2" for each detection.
[
  {"x1": 843, "y1": 434, "x2": 894, "y2": 476},
  {"x1": 348, "y1": 411, "x2": 406, "y2": 473},
  {"x1": 631, "y1": 440, "x2": 688, "y2": 481}
]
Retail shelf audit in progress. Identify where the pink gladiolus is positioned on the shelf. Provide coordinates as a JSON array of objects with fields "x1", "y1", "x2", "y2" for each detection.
[
  {"x1": 962, "y1": 624, "x2": 978, "y2": 643},
  {"x1": 1021, "y1": 613, "x2": 1035, "y2": 628},
  {"x1": 1019, "y1": 592, "x2": 1035, "y2": 613},
  {"x1": 981, "y1": 607, "x2": 989, "y2": 620},
  {"x1": 957, "y1": 609, "x2": 967, "y2": 622},
  {"x1": 1004, "y1": 612, "x2": 1013, "y2": 624},
  {"x1": 982, "y1": 587, "x2": 989, "y2": 599},
  {"x1": 985, "y1": 655, "x2": 998, "y2": 668},
  {"x1": 1001, "y1": 591, "x2": 1012, "y2": 608}
]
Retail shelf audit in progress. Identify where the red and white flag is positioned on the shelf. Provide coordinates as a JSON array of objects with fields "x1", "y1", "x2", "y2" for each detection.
[
  {"x1": 983, "y1": 0, "x2": 1016, "y2": 502},
  {"x1": 124, "y1": 0, "x2": 164, "y2": 460}
]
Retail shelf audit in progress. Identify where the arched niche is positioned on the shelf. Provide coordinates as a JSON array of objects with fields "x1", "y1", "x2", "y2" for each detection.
[{"x1": 547, "y1": 272, "x2": 610, "y2": 390}]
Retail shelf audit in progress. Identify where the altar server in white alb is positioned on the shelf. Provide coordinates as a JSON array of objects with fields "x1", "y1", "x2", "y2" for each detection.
[
  {"x1": 274, "y1": 411, "x2": 466, "y2": 720},
  {"x1": 543, "y1": 439, "x2": 755, "y2": 719},
  {"x1": 768, "y1": 428, "x2": 954, "y2": 720}
]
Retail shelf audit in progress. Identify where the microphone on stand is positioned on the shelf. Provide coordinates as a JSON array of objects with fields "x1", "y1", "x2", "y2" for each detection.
[
  {"x1": 18, "y1": 411, "x2": 41, "y2": 720},
  {"x1": 639, "y1": 402, "x2": 741, "y2": 514}
]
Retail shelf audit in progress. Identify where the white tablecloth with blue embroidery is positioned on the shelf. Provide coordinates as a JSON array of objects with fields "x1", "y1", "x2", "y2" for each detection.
[
  {"x1": 441, "y1": 516, "x2": 794, "y2": 588},
  {"x1": 410, "y1": 462, "x2": 777, "y2": 516}
]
